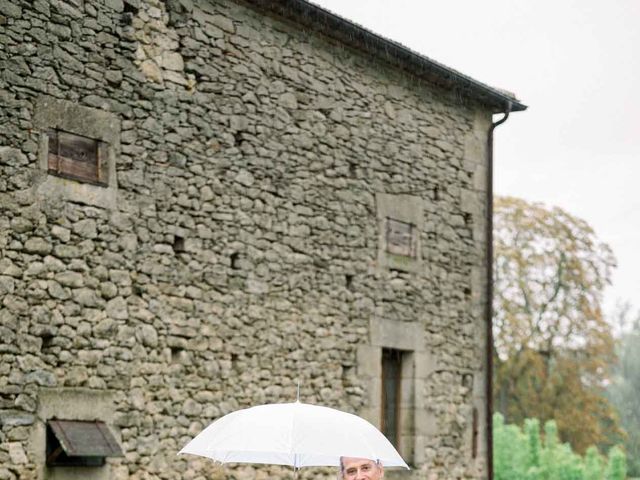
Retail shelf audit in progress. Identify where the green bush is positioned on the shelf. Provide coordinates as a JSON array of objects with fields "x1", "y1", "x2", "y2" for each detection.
[
  {"x1": 493, "y1": 413, "x2": 627, "y2": 480},
  {"x1": 606, "y1": 446, "x2": 627, "y2": 480}
]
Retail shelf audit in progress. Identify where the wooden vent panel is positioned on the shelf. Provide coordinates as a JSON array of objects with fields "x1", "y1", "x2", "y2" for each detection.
[
  {"x1": 386, "y1": 218, "x2": 416, "y2": 257},
  {"x1": 46, "y1": 419, "x2": 124, "y2": 466},
  {"x1": 48, "y1": 129, "x2": 106, "y2": 186}
]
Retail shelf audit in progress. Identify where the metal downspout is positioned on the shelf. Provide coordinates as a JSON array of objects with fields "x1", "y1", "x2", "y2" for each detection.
[{"x1": 486, "y1": 102, "x2": 511, "y2": 480}]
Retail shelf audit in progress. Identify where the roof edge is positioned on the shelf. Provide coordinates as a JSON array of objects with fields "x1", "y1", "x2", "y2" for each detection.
[{"x1": 240, "y1": 0, "x2": 527, "y2": 112}]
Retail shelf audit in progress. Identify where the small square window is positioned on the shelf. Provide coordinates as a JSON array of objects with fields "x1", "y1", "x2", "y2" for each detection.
[
  {"x1": 172, "y1": 235, "x2": 186, "y2": 253},
  {"x1": 46, "y1": 419, "x2": 123, "y2": 467},
  {"x1": 386, "y1": 218, "x2": 416, "y2": 258},
  {"x1": 376, "y1": 194, "x2": 423, "y2": 273},
  {"x1": 47, "y1": 129, "x2": 108, "y2": 186}
]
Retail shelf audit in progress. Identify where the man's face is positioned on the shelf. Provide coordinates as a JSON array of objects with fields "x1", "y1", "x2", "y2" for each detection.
[{"x1": 341, "y1": 457, "x2": 384, "y2": 480}]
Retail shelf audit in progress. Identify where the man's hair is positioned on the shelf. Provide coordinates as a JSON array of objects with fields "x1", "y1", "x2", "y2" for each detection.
[{"x1": 339, "y1": 457, "x2": 381, "y2": 473}]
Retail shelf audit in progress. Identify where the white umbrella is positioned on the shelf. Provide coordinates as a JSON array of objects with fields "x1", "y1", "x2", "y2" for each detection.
[{"x1": 179, "y1": 401, "x2": 409, "y2": 469}]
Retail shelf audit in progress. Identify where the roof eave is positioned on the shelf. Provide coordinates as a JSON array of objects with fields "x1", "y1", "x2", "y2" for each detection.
[{"x1": 241, "y1": 0, "x2": 527, "y2": 113}]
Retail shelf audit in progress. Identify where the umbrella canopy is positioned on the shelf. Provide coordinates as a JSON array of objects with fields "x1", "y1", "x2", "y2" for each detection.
[{"x1": 179, "y1": 401, "x2": 409, "y2": 469}]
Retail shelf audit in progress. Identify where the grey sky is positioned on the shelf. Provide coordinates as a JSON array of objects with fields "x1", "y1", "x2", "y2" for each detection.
[{"x1": 313, "y1": 0, "x2": 640, "y2": 317}]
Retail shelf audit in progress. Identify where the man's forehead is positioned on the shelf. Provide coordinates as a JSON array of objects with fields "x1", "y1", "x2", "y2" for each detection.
[{"x1": 342, "y1": 457, "x2": 376, "y2": 467}]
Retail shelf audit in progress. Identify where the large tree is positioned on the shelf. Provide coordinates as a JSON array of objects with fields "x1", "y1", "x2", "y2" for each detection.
[{"x1": 492, "y1": 196, "x2": 619, "y2": 453}]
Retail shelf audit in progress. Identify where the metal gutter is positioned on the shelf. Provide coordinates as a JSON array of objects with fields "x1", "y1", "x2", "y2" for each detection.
[
  {"x1": 241, "y1": 0, "x2": 527, "y2": 113},
  {"x1": 486, "y1": 102, "x2": 512, "y2": 480}
]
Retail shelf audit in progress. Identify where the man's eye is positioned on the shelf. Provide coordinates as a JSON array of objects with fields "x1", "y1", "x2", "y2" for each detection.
[
  {"x1": 362, "y1": 466, "x2": 370, "y2": 471},
  {"x1": 346, "y1": 470, "x2": 357, "y2": 475}
]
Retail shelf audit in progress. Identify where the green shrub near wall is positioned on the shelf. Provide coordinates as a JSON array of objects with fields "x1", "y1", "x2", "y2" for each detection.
[{"x1": 493, "y1": 414, "x2": 627, "y2": 480}]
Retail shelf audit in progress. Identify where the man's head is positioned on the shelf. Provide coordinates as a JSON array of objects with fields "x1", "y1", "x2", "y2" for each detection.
[{"x1": 340, "y1": 457, "x2": 384, "y2": 480}]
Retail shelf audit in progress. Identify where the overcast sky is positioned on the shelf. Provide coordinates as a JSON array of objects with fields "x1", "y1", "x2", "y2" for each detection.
[{"x1": 313, "y1": 0, "x2": 640, "y2": 321}]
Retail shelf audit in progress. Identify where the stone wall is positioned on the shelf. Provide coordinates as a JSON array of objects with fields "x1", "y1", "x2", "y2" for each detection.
[{"x1": 0, "y1": 0, "x2": 492, "y2": 479}]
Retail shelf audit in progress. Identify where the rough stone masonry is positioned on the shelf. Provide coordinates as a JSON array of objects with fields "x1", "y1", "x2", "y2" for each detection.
[{"x1": 0, "y1": 0, "x2": 522, "y2": 479}]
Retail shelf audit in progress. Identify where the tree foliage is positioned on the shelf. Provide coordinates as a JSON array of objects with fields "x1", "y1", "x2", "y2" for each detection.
[
  {"x1": 493, "y1": 413, "x2": 627, "y2": 480},
  {"x1": 493, "y1": 196, "x2": 619, "y2": 452},
  {"x1": 606, "y1": 304, "x2": 640, "y2": 477}
]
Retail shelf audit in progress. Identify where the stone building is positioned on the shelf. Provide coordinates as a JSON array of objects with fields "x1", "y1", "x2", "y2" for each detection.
[{"x1": 0, "y1": 0, "x2": 525, "y2": 479}]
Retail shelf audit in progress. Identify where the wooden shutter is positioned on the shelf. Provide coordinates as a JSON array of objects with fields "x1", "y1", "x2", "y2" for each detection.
[
  {"x1": 386, "y1": 218, "x2": 415, "y2": 257},
  {"x1": 48, "y1": 129, "x2": 106, "y2": 186}
]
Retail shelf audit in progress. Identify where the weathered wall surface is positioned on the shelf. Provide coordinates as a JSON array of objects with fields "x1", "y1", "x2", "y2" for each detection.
[{"x1": 0, "y1": 0, "x2": 492, "y2": 479}]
